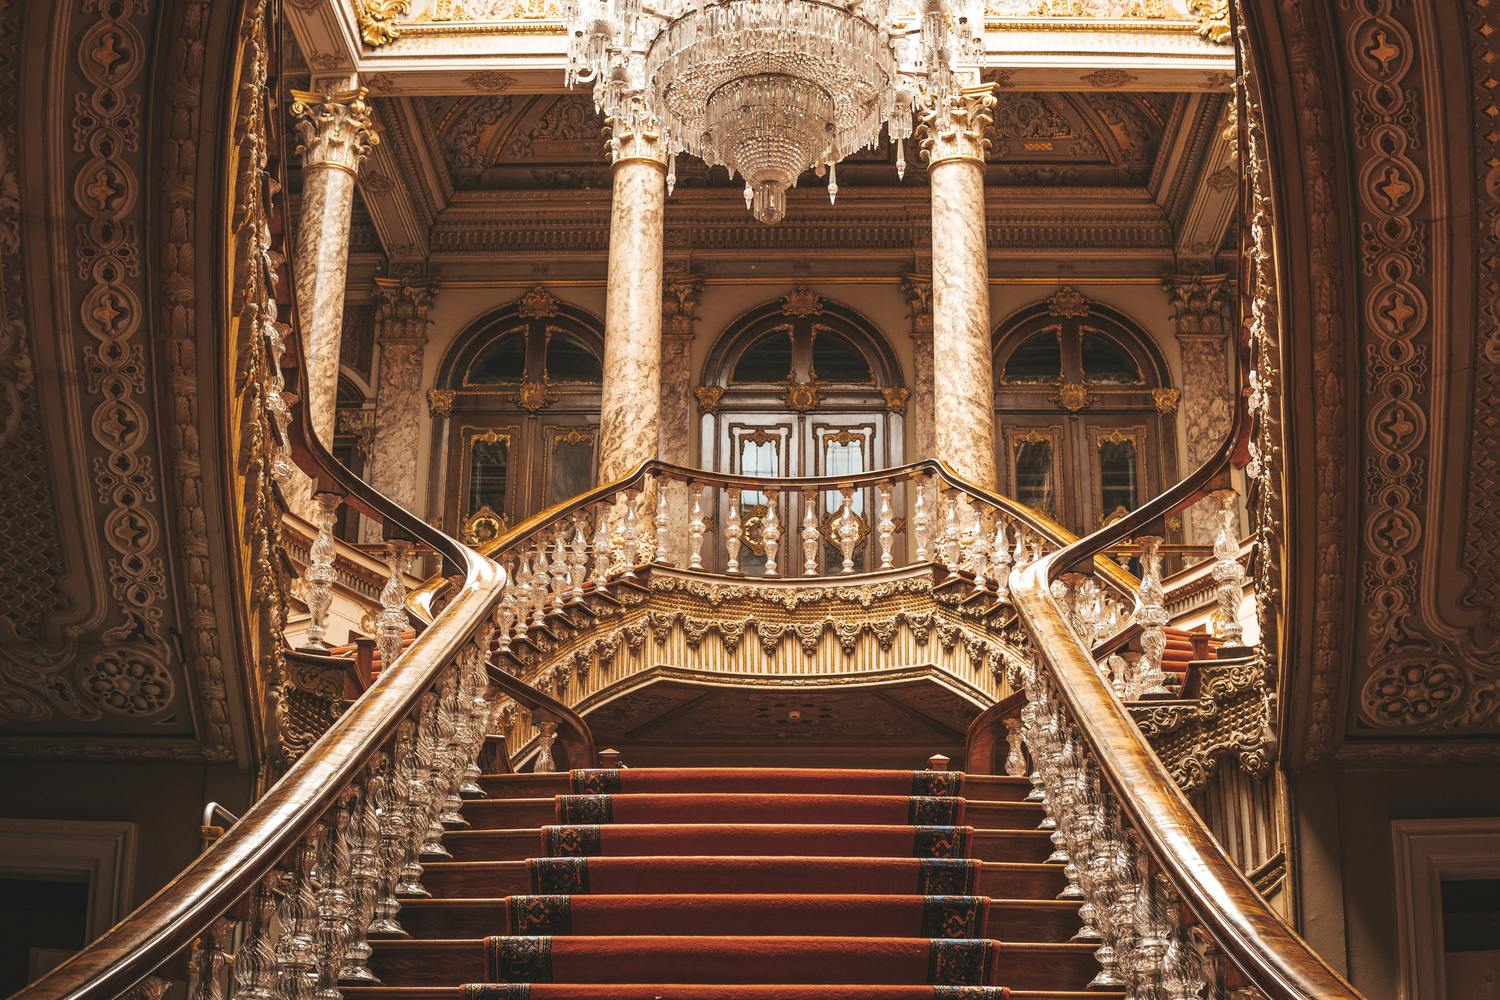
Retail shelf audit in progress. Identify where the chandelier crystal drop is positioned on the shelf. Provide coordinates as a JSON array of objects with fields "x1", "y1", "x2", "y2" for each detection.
[{"x1": 564, "y1": 0, "x2": 984, "y2": 223}]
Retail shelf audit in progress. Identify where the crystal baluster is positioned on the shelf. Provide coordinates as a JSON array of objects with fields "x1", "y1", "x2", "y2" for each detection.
[
  {"x1": 418, "y1": 681, "x2": 454, "y2": 860},
  {"x1": 274, "y1": 833, "x2": 321, "y2": 1000},
  {"x1": 371, "y1": 727, "x2": 412, "y2": 932},
  {"x1": 1210, "y1": 489, "x2": 1246, "y2": 644},
  {"x1": 940, "y1": 490, "x2": 960, "y2": 572},
  {"x1": 591, "y1": 510, "x2": 611, "y2": 593},
  {"x1": 394, "y1": 704, "x2": 432, "y2": 897},
  {"x1": 911, "y1": 478, "x2": 930, "y2": 562},
  {"x1": 313, "y1": 795, "x2": 355, "y2": 1000},
  {"x1": 957, "y1": 494, "x2": 978, "y2": 571},
  {"x1": 724, "y1": 489, "x2": 743, "y2": 575},
  {"x1": 969, "y1": 510, "x2": 990, "y2": 590},
  {"x1": 620, "y1": 491, "x2": 642, "y2": 577},
  {"x1": 1085, "y1": 801, "x2": 1129, "y2": 989},
  {"x1": 1134, "y1": 535, "x2": 1171, "y2": 696},
  {"x1": 876, "y1": 483, "x2": 895, "y2": 569},
  {"x1": 1131, "y1": 860, "x2": 1173, "y2": 994},
  {"x1": 654, "y1": 482, "x2": 672, "y2": 565},
  {"x1": 1106, "y1": 834, "x2": 1144, "y2": 993},
  {"x1": 991, "y1": 518, "x2": 1012, "y2": 600},
  {"x1": 302, "y1": 493, "x2": 342, "y2": 649},
  {"x1": 800, "y1": 492, "x2": 819, "y2": 575},
  {"x1": 234, "y1": 879, "x2": 281, "y2": 1000},
  {"x1": 569, "y1": 517, "x2": 589, "y2": 600},
  {"x1": 1068, "y1": 769, "x2": 1105, "y2": 945},
  {"x1": 531, "y1": 542, "x2": 551, "y2": 626},
  {"x1": 1012, "y1": 524, "x2": 1028, "y2": 569},
  {"x1": 688, "y1": 487, "x2": 706, "y2": 569},
  {"x1": 834, "y1": 488, "x2": 859, "y2": 574},
  {"x1": 494, "y1": 585, "x2": 516, "y2": 656},
  {"x1": 511, "y1": 553, "x2": 533, "y2": 640},
  {"x1": 552, "y1": 532, "x2": 570, "y2": 607},
  {"x1": 190, "y1": 916, "x2": 234, "y2": 1000},
  {"x1": 1161, "y1": 895, "x2": 1208, "y2": 1000},
  {"x1": 375, "y1": 540, "x2": 413, "y2": 671},
  {"x1": 438, "y1": 671, "x2": 470, "y2": 828},
  {"x1": 763, "y1": 490, "x2": 781, "y2": 577},
  {"x1": 340, "y1": 760, "x2": 384, "y2": 982}
]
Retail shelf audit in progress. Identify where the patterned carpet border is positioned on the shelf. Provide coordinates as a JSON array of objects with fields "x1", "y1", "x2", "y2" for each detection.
[
  {"x1": 908, "y1": 796, "x2": 963, "y2": 826},
  {"x1": 558, "y1": 795, "x2": 613, "y2": 824},
  {"x1": 507, "y1": 895, "x2": 572, "y2": 934},
  {"x1": 545, "y1": 825, "x2": 603, "y2": 857},
  {"x1": 913, "y1": 826, "x2": 971, "y2": 859},
  {"x1": 571, "y1": 769, "x2": 622, "y2": 794},
  {"x1": 529, "y1": 857, "x2": 588, "y2": 893},
  {"x1": 912, "y1": 771, "x2": 965, "y2": 797},
  {"x1": 919, "y1": 859, "x2": 979, "y2": 895},
  {"x1": 926, "y1": 939, "x2": 996, "y2": 986},
  {"x1": 485, "y1": 936, "x2": 554, "y2": 983},
  {"x1": 921, "y1": 896, "x2": 988, "y2": 939}
]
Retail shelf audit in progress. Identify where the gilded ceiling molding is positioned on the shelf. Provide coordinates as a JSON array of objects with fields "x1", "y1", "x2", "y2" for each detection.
[
  {"x1": 352, "y1": 0, "x2": 414, "y2": 46},
  {"x1": 1187, "y1": 0, "x2": 1231, "y2": 44}
]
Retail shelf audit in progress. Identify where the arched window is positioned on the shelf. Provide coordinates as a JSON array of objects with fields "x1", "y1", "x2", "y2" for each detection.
[
  {"x1": 435, "y1": 287, "x2": 603, "y2": 545},
  {"x1": 699, "y1": 290, "x2": 905, "y2": 573},
  {"x1": 992, "y1": 291, "x2": 1178, "y2": 536}
]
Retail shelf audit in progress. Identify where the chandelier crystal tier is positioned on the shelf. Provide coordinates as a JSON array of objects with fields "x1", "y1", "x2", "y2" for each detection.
[{"x1": 564, "y1": 0, "x2": 984, "y2": 223}]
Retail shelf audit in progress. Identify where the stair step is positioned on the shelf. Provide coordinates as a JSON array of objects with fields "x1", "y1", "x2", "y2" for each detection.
[
  {"x1": 392, "y1": 896, "x2": 1081, "y2": 941},
  {"x1": 417, "y1": 858, "x2": 1067, "y2": 899},
  {"x1": 438, "y1": 826, "x2": 1053, "y2": 863},
  {"x1": 367, "y1": 938, "x2": 1099, "y2": 991},
  {"x1": 477, "y1": 772, "x2": 1033, "y2": 804},
  {"x1": 458, "y1": 796, "x2": 1040, "y2": 830},
  {"x1": 346, "y1": 988, "x2": 1119, "y2": 1000}
]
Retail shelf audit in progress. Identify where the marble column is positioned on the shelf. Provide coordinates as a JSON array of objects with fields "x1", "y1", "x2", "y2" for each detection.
[
  {"x1": 901, "y1": 275, "x2": 936, "y2": 461},
  {"x1": 365, "y1": 277, "x2": 437, "y2": 535},
  {"x1": 1163, "y1": 272, "x2": 1234, "y2": 543},
  {"x1": 597, "y1": 99, "x2": 667, "y2": 485},
  {"x1": 288, "y1": 86, "x2": 377, "y2": 512},
  {"x1": 659, "y1": 269, "x2": 702, "y2": 563},
  {"x1": 921, "y1": 85, "x2": 998, "y2": 489}
]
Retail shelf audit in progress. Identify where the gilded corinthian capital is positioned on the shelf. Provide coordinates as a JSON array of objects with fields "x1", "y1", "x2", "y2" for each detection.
[
  {"x1": 291, "y1": 87, "x2": 379, "y2": 174},
  {"x1": 919, "y1": 84, "x2": 997, "y2": 166},
  {"x1": 605, "y1": 96, "x2": 666, "y2": 166}
]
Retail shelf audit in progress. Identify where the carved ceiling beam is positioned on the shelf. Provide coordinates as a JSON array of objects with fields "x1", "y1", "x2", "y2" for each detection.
[
  {"x1": 1171, "y1": 100, "x2": 1238, "y2": 266},
  {"x1": 358, "y1": 110, "x2": 432, "y2": 264}
]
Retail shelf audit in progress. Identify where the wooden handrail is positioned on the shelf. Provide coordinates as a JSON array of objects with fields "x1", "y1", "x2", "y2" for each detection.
[{"x1": 486, "y1": 664, "x2": 596, "y2": 771}]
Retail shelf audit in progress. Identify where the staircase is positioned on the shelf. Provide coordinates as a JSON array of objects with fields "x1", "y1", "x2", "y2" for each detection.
[{"x1": 354, "y1": 764, "x2": 1114, "y2": 1000}]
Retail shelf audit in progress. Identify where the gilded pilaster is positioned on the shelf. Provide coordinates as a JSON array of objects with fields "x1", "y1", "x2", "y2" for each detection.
[
  {"x1": 1163, "y1": 272, "x2": 1233, "y2": 543},
  {"x1": 366, "y1": 277, "x2": 437, "y2": 536},
  {"x1": 288, "y1": 86, "x2": 377, "y2": 512},
  {"x1": 921, "y1": 85, "x2": 998, "y2": 489},
  {"x1": 598, "y1": 98, "x2": 667, "y2": 484}
]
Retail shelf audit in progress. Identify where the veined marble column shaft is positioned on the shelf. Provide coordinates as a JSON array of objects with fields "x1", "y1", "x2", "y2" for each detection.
[
  {"x1": 901, "y1": 276, "x2": 936, "y2": 461},
  {"x1": 659, "y1": 271, "x2": 702, "y2": 563},
  {"x1": 286, "y1": 87, "x2": 376, "y2": 520},
  {"x1": 598, "y1": 101, "x2": 667, "y2": 485},
  {"x1": 367, "y1": 278, "x2": 437, "y2": 525},
  {"x1": 922, "y1": 86, "x2": 998, "y2": 489}
]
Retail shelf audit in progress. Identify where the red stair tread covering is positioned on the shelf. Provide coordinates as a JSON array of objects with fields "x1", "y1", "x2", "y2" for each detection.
[
  {"x1": 556, "y1": 793, "x2": 966, "y2": 826},
  {"x1": 502, "y1": 893, "x2": 991, "y2": 938},
  {"x1": 483, "y1": 935, "x2": 1003, "y2": 986},
  {"x1": 461, "y1": 986, "x2": 1010, "y2": 999},
  {"x1": 570, "y1": 767, "x2": 965, "y2": 797},
  {"x1": 540, "y1": 823, "x2": 973, "y2": 859},
  {"x1": 526, "y1": 856, "x2": 980, "y2": 895}
]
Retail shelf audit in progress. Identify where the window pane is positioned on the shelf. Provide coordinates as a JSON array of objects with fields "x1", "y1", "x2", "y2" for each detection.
[
  {"x1": 812, "y1": 330, "x2": 873, "y2": 383},
  {"x1": 467, "y1": 330, "x2": 527, "y2": 384},
  {"x1": 544, "y1": 436, "x2": 594, "y2": 506},
  {"x1": 468, "y1": 435, "x2": 510, "y2": 516},
  {"x1": 546, "y1": 330, "x2": 603, "y2": 382},
  {"x1": 1014, "y1": 440, "x2": 1055, "y2": 517},
  {"x1": 1081, "y1": 332, "x2": 1142, "y2": 384},
  {"x1": 732, "y1": 330, "x2": 794, "y2": 382},
  {"x1": 1003, "y1": 330, "x2": 1063, "y2": 383},
  {"x1": 1098, "y1": 438, "x2": 1139, "y2": 523}
]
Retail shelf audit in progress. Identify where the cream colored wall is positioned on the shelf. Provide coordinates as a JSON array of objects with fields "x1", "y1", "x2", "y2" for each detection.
[{"x1": 366, "y1": 272, "x2": 1194, "y2": 524}]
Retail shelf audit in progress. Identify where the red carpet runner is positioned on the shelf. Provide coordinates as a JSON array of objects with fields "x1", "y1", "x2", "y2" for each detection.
[{"x1": 460, "y1": 767, "x2": 1012, "y2": 998}]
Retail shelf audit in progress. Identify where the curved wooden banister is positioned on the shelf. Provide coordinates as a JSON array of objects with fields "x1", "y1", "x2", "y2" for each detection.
[{"x1": 486, "y1": 663, "x2": 596, "y2": 770}]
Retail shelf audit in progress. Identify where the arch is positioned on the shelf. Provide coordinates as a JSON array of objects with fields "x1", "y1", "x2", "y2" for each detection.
[
  {"x1": 433, "y1": 289, "x2": 605, "y2": 545},
  {"x1": 702, "y1": 297, "x2": 903, "y2": 390},
  {"x1": 989, "y1": 292, "x2": 1178, "y2": 537},
  {"x1": 436, "y1": 296, "x2": 606, "y2": 390}
]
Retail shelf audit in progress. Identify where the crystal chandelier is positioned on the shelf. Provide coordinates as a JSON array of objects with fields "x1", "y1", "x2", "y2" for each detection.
[{"x1": 564, "y1": 0, "x2": 984, "y2": 223}]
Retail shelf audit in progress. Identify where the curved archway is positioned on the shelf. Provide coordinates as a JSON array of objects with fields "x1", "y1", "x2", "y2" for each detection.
[
  {"x1": 699, "y1": 291, "x2": 905, "y2": 572},
  {"x1": 991, "y1": 291, "x2": 1179, "y2": 535},
  {"x1": 435, "y1": 288, "x2": 604, "y2": 545}
]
